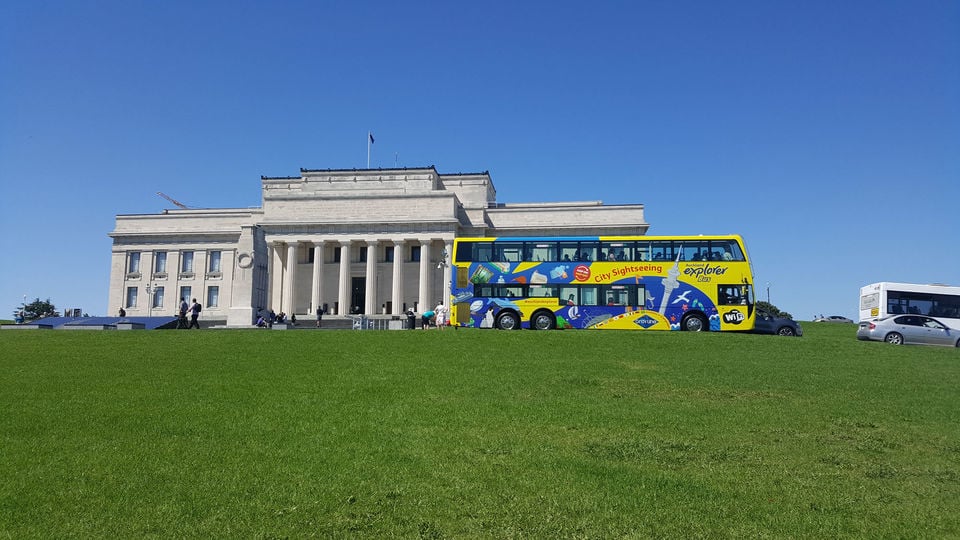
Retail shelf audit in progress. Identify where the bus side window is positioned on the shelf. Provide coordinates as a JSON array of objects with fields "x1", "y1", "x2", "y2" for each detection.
[
  {"x1": 529, "y1": 243, "x2": 556, "y2": 262},
  {"x1": 724, "y1": 241, "x2": 745, "y2": 261},
  {"x1": 718, "y1": 285, "x2": 742, "y2": 305},
  {"x1": 579, "y1": 243, "x2": 599, "y2": 262},
  {"x1": 455, "y1": 243, "x2": 474, "y2": 262},
  {"x1": 559, "y1": 243, "x2": 578, "y2": 262},
  {"x1": 475, "y1": 243, "x2": 493, "y2": 262},
  {"x1": 580, "y1": 286, "x2": 599, "y2": 306},
  {"x1": 637, "y1": 286, "x2": 649, "y2": 308}
]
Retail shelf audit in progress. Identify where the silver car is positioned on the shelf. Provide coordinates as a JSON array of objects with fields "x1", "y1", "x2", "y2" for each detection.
[
  {"x1": 857, "y1": 315, "x2": 960, "y2": 347},
  {"x1": 815, "y1": 315, "x2": 854, "y2": 324}
]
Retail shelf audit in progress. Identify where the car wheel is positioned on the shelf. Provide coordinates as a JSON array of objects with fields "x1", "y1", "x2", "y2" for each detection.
[
  {"x1": 531, "y1": 311, "x2": 556, "y2": 330},
  {"x1": 777, "y1": 326, "x2": 796, "y2": 337},
  {"x1": 681, "y1": 313, "x2": 708, "y2": 332},
  {"x1": 496, "y1": 311, "x2": 520, "y2": 330},
  {"x1": 884, "y1": 332, "x2": 904, "y2": 345}
]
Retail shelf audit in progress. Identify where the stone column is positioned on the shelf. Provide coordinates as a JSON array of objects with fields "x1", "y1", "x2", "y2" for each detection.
[
  {"x1": 338, "y1": 241, "x2": 352, "y2": 315},
  {"x1": 418, "y1": 240, "x2": 431, "y2": 312},
  {"x1": 270, "y1": 242, "x2": 284, "y2": 312},
  {"x1": 365, "y1": 241, "x2": 378, "y2": 315},
  {"x1": 227, "y1": 224, "x2": 257, "y2": 327},
  {"x1": 311, "y1": 241, "x2": 325, "y2": 315},
  {"x1": 391, "y1": 240, "x2": 404, "y2": 314},
  {"x1": 284, "y1": 242, "x2": 298, "y2": 314},
  {"x1": 443, "y1": 240, "x2": 454, "y2": 306}
]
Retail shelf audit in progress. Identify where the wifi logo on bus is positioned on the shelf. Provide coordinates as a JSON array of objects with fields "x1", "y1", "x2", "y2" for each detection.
[{"x1": 722, "y1": 310, "x2": 745, "y2": 324}]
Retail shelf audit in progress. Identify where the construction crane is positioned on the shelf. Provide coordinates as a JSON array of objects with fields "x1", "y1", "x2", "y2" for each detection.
[{"x1": 156, "y1": 191, "x2": 190, "y2": 209}]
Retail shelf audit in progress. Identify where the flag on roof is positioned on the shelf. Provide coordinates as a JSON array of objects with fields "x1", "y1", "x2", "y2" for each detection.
[{"x1": 369, "y1": 132, "x2": 375, "y2": 144}]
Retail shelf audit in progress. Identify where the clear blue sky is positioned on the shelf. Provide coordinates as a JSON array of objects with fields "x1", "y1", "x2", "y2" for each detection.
[{"x1": 2, "y1": 1, "x2": 958, "y2": 321}]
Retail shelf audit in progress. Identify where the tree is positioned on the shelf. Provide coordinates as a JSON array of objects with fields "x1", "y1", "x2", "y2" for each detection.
[
  {"x1": 756, "y1": 300, "x2": 792, "y2": 320},
  {"x1": 13, "y1": 298, "x2": 59, "y2": 321}
]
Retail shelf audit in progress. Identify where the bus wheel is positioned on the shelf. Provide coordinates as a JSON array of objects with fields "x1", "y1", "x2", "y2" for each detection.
[
  {"x1": 496, "y1": 311, "x2": 520, "y2": 330},
  {"x1": 531, "y1": 311, "x2": 556, "y2": 330},
  {"x1": 681, "y1": 313, "x2": 707, "y2": 332}
]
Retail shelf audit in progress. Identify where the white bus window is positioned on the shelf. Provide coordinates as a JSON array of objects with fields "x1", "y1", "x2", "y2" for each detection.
[
  {"x1": 580, "y1": 286, "x2": 599, "y2": 306},
  {"x1": 528, "y1": 243, "x2": 556, "y2": 262}
]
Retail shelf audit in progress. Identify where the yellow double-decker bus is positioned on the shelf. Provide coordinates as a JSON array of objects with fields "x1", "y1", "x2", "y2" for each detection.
[{"x1": 450, "y1": 235, "x2": 756, "y2": 331}]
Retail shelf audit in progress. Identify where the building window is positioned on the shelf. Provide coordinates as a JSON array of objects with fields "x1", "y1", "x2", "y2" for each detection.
[
  {"x1": 128, "y1": 252, "x2": 141, "y2": 273},
  {"x1": 333, "y1": 247, "x2": 341, "y2": 263},
  {"x1": 154, "y1": 252, "x2": 167, "y2": 273},
  {"x1": 180, "y1": 286, "x2": 192, "y2": 304},
  {"x1": 181, "y1": 251, "x2": 194, "y2": 273},
  {"x1": 207, "y1": 286, "x2": 219, "y2": 308},
  {"x1": 385, "y1": 246, "x2": 394, "y2": 262},
  {"x1": 359, "y1": 248, "x2": 367, "y2": 263},
  {"x1": 125, "y1": 287, "x2": 138, "y2": 308},
  {"x1": 305, "y1": 246, "x2": 315, "y2": 264},
  {"x1": 411, "y1": 245, "x2": 421, "y2": 262},
  {"x1": 152, "y1": 286, "x2": 165, "y2": 308},
  {"x1": 208, "y1": 251, "x2": 222, "y2": 273}
]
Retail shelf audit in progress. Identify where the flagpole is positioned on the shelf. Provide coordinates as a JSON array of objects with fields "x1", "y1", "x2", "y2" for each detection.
[{"x1": 367, "y1": 131, "x2": 371, "y2": 169}]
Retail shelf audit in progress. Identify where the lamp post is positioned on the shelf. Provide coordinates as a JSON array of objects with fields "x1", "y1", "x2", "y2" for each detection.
[
  {"x1": 145, "y1": 283, "x2": 155, "y2": 318},
  {"x1": 766, "y1": 282, "x2": 771, "y2": 304},
  {"x1": 436, "y1": 249, "x2": 449, "y2": 306}
]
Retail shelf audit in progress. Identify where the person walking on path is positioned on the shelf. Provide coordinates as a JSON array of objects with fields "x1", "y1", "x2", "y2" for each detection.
[
  {"x1": 316, "y1": 306, "x2": 323, "y2": 328},
  {"x1": 177, "y1": 297, "x2": 189, "y2": 329},
  {"x1": 187, "y1": 298, "x2": 202, "y2": 329}
]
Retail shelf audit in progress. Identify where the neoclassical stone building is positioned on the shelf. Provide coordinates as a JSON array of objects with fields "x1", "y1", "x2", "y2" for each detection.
[{"x1": 108, "y1": 167, "x2": 648, "y2": 326}]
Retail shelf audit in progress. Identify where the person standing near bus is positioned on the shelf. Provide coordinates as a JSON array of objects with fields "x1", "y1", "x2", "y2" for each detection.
[
  {"x1": 434, "y1": 302, "x2": 448, "y2": 330},
  {"x1": 421, "y1": 309, "x2": 436, "y2": 329}
]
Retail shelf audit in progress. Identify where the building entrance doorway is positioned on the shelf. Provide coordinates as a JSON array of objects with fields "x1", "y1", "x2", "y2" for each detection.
[{"x1": 351, "y1": 277, "x2": 365, "y2": 314}]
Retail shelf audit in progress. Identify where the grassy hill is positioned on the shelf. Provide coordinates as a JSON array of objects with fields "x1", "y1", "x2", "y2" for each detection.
[{"x1": 1, "y1": 324, "x2": 957, "y2": 537}]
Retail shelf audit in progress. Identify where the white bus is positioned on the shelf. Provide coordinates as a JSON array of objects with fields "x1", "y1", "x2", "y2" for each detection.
[{"x1": 859, "y1": 282, "x2": 960, "y2": 330}]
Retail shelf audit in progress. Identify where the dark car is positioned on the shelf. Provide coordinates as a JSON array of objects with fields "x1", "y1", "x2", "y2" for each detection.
[{"x1": 751, "y1": 308, "x2": 803, "y2": 337}]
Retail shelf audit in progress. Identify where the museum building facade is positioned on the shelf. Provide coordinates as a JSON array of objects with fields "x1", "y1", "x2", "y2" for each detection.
[{"x1": 108, "y1": 167, "x2": 648, "y2": 327}]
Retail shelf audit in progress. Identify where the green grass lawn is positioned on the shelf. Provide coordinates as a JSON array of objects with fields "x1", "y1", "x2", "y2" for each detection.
[{"x1": 1, "y1": 324, "x2": 958, "y2": 537}]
